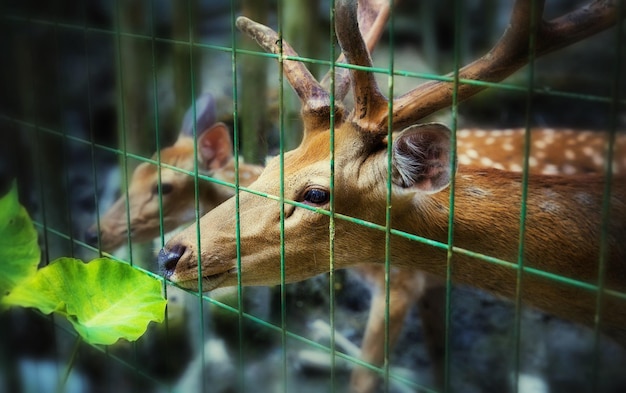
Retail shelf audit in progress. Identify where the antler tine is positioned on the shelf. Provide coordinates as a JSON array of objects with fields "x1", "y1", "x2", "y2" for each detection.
[
  {"x1": 335, "y1": 0, "x2": 389, "y2": 135},
  {"x1": 321, "y1": 0, "x2": 392, "y2": 102},
  {"x1": 383, "y1": 0, "x2": 623, "y2": 131},
  {"x1": 236, "y1": 16, "x2": 341, "y2": 131}
]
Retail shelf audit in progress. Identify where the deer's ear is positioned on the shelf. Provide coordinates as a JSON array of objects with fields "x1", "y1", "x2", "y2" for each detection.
[
  {"x1": 391, "y1": 123, "x2": 453, "y2": 194},
  {"x1": 198, "y1": 123, "x2": 233, "y2": 170},
  {"x1": 180, "y1": 93, "x2": 216, "y2": 136}
]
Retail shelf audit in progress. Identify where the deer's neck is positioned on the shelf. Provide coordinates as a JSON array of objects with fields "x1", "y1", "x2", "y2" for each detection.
[
  {"x1": 339, "y1": 166, "x2": 615, "y2": 269},
  {"x1": 385, "y1": 167, "x2": 626, "y2": 339},
  {"x1": 391, "y1": 167, "x2": 625, "y2": 288}
]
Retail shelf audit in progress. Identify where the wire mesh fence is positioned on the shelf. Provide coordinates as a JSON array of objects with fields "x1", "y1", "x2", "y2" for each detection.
[{"x1": 1, "y1": 1, "x2": 625, "y2": 392}]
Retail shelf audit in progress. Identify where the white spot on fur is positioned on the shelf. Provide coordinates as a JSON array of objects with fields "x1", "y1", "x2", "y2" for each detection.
[
  {"x1": 575, "y1": 192, "x2": 594, "y2": 206},
  {"x1": 540, "y1": 199, "x2": 561, "y2": 213},
  {"x1": 490, "y1": 130, "x2": 503, "y2": 137},
  {"x1": 458, "y1": 129, "x2": 472, "y2": 138},
  {"x1": 582, "y1": 146, "x2": 594, "y2": 157},
  {"x1": 528, "y1": 157, "x2": 538, "y2": 167},
  {"x1": 480, "y1": 157, "x2": 494, "y2": 167},
  {"x1": 564, "y1": 149, "x2": 575, "y2": 160},
  {"x1": 465, "y1": 186, "x2": 490, "y2": 197},
  {"x1": 458, "y1": 154, "x2": 472, "y2": 165},
  {"x1": 534, "y1": 140, "x2": 547, "y2": 149},
  {"x1": 539, "y1": 189, "x2": 561, "y2": 213},
  {"x1": 509, "y1": 163, "x2": 523, "y2": 172},
  {"x1": 485, "y1": 137, "x2": 496, "y2": 145},
  {"x1": 544, "y1": 189, "x2": 559, "y2": 199},
  {"x1": 542, "y1": 164, "x2": 559, "y2": 175},
  {"x1": 493, "y1": 163, "x2": 506, "y2": 170},
  {"x1": 563, "y1": 164, "x2": 577, "y2": 175},
  {"x1": 577, "y1": 132, "x2": 589, "y2": 141},
  {"x1": 503, "y1": 143, "x2": 514, "y2": 151},
  {"x1": 592, "y1": 154, "x2": 604, "y2": 166},
  {"x1": 466, "y1": 149, "x2": 479, "y2": 159},
  {"x1": 474, "y1": 129, "x2": 487, "y2": 137}
]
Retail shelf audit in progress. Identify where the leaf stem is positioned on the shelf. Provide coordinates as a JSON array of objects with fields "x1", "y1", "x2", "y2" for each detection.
[{"x1": 57, "y1": 335, "x2": 82, "y2": 393}]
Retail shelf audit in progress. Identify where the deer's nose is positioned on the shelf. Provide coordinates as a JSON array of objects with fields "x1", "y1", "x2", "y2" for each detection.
[{"x1": 158, "y1": 244, "x2": 186, "y2": 277}]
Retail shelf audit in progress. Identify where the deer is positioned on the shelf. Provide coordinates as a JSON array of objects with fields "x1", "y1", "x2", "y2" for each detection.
[
  {"x1": 84, "y1": 93, "x2": 263, "y2": 251},
  {"x1": 157, "y1": 0, "x2": 625, "y2": 391}
]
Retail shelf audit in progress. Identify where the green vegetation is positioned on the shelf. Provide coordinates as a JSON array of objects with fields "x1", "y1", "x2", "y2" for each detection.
[{"x1": 0, "y1": 181, "x2": 167, "y2": 389}]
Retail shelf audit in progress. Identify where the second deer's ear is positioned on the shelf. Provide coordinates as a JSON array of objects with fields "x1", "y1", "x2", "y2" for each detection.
[
  {"x1": 198, "y1": 123, "x2": 233, "y2": 170},
  {"x1": 391, "y1": 123, "x2": 454, "y2": 194}
]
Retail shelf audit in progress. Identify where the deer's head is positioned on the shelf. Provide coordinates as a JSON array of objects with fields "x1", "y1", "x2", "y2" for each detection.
[{"x1": 86, "y1": 94, "x2": 261, "y2": 251}]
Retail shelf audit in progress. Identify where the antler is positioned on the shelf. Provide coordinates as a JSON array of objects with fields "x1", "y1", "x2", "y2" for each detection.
[
  {"x1": 235, "y1": 0, "x2": 392, "y2": 132},
  {"x1": 236, "y1": 17, "x2": 335, "y2": 131},
  {"x1": 335, "y1": 0, "x2": 389, "y2": 134},
  {"x1": 320, "y1": 0, "x2": 392, "y2": 101},
  {"x1": 374, "y1": 0, "x2": 622, "y2": 131}
]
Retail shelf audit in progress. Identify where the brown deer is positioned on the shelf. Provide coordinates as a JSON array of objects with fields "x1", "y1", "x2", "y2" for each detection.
[
  {"x1": 161, "y1": 0, "x2": 625, "y2": 390},
  {"x1": 85, "y1": 93, "x2": 263, "y2": 251}
]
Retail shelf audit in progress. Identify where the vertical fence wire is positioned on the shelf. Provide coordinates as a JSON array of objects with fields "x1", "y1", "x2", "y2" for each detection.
[
  {"x1": 184, "y1": 1, "x2": 208, "y2": 390},
  {"x1": 383, "y1": 0, "x2": 396, "y2": 391},
  {"x1": 84, "y1": 4, "x2": 104, "y2": 260},
  {"x1": 113, "y1": 0, "x2": 136, "y2": 268},
  {"x1": 328, "y1": 1, "x2": 338, "y2": 391},
  {"x1": 276, "y1": 0, "x2": 290, "y2": 390},
  {"x1": 81, "y1": 3, "x2": 109, "y2": 388},
  {"x1": 593, "y1": 2, "x2": 624, "y2": 390},
  {"x1": 229, "y1": 1, "x2": 246, "y2": 391},
  {"x1": 112, "y1": 2, "x2": 129, "y2": 383},
  {"x1": 114, "y1": 1, "x2": 142, "y2": 387},
  {"x1": 443, "y1": 0, "x2": 463, "y2": 390},
  {"x1": 513, "y1": 1, "x2": 539, "y2": 391},
  {"x1": 147, "y1": 1, "x2": 175, "y2": 392},
  {"x1": 25, "y1": 5, "x2": 62, "y2": 388},
  {"x1": 150, "y1": 0, "x2": 166, "y2": 265},
  {"x1": 51, "y1": 1, "x2": 77, "y2": 261}
]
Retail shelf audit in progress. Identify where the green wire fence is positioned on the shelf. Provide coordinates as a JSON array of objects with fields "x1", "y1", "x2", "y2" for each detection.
[{"x1": 1, "y1": 1, "x2": 625, "y2": 393}]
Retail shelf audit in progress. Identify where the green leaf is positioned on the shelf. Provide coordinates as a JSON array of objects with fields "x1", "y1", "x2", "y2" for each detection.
[
  {"x1": 3, "y1": 257, "x2": 167, "y2": 345},
  {"x1": 0, "y1": 182, "x2": 40, "y2": 297}
]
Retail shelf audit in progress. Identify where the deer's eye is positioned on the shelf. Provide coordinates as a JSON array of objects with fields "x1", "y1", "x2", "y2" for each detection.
[
  {"x1": 152, "y1": 183, "x2": 174, "y2": 195},
  {"x1": 302, "y1": 188, "x2": 330, "y2": 206}
]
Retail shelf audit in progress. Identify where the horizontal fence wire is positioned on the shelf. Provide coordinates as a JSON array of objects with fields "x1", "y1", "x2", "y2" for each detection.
[{"x1": 4, "y1": 12, "x2": 626, "y2": 106}]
